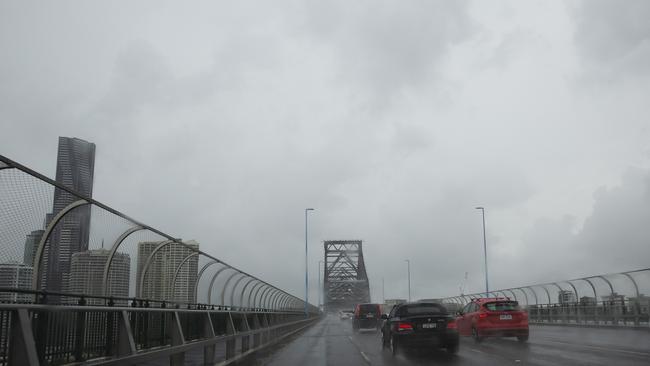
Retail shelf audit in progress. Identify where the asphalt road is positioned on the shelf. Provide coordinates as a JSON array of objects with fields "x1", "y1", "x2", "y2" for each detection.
[{"x1": 240, "y1": 314, "x2": 650, "y2": 366}]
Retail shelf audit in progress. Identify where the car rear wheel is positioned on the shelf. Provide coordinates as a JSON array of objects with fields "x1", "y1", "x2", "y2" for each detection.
[
  {"x1": 472, "y1": 327, "x2": 483, "y2": 343},
  {"x1": 390, "y1": 336, "x2": 399, "y2": 356},
  {"x1": 517, "y1": 335, "x2": 529, "y2": 342}
]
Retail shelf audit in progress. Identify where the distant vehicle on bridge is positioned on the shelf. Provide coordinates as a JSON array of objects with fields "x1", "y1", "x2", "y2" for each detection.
[
  {"x1": 352, "y1": 303, "x2": 382, "y2": 332},
  {"x1": 338, "y1": 309, "x2": 354, "y2": 320},
  {"x1": 381, "y1": 302, "x2": 459, "y2": 356},
  {"x1": 456, "y1": 297, "x2": 529, "y2": 342}
]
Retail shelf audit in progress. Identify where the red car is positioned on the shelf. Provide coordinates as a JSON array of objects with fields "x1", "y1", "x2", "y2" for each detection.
[{"x1": 456, "y1": 298, "x2": 528, "y2": 342}]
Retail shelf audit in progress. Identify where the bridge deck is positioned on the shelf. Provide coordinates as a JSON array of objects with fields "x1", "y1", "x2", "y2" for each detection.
[{"x1": 240, "y1": 314, "x2": 650, "y2": 366}]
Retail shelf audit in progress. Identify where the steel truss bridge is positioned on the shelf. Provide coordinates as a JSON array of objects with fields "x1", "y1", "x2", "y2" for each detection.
[
  {"x1": 0, "y1": 155, "x2": 319, "y2": 366},
  {"x1": 323, "y1": 240, "x2": 370, "y2": 311}
]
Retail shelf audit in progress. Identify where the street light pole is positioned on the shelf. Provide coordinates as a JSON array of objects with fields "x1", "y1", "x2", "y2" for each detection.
[
  {"x1": 382, "y1": 278, "x2": 385, "y2": 303},
  {"x1": 304, "y1": 208, "x2": 315, "y2": 316},
  {"x1": 405, "y1": 259, "x2": 411, "y2": 302},
  {"x1": 475, "y1": 206, "x2": 489, "y2": 297}
]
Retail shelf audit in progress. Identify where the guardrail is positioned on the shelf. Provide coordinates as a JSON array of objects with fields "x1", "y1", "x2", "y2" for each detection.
[
  {"x1": 440, "y1": 268, "x2": 650, "y2": 328},
  {"x1": 0, "y1": 295, "x2": 319, "y2": 366}
]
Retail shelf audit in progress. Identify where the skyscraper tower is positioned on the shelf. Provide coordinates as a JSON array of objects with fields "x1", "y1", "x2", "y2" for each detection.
[
  {"x1": 136, "y1": 240, "x2": 199, "y2": 303},
  {"x1": 41, "y1": 137, "x2": 96, "y2": 294}
]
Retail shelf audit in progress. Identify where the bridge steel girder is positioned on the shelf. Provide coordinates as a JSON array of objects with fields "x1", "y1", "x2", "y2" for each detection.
[
  {"x1": 138, "y1": 240, "x2": 175, "y2": 298},
  {"x1": 170, "y1": 252, "x2": 200, "y2": 301},
  {"x1": 32, "y1": 199, "x2": 91, "y2": 291},
  {"x1": 323, "y1": 240, "x2": 370, "y2": 311},
  {"x1": 238, "y1": 278, "x2": 258, "y2": 309},
  {"x1": 207, "y1": 267, "x2": 232, "y2": 305},
  {"x1": 102, "y1": 225, "x2": 146, "y2": 297}
]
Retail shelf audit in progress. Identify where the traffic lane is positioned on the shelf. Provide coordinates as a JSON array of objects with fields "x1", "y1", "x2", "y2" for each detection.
[
  {"x1": 241, "y1": 314, "x2": 368, "y2": 366},
  {"x1": 243, "y1": 316, "x2": 650, "y2": 365},
  {"x1": 349, "y1": 327, "x2": 507, "y2": 366},
  {"x1": 349, "y1": 322, "x2": 650, "y2": 366}
]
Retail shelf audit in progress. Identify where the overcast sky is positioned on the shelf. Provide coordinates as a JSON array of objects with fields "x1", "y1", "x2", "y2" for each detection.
[{"x1": 1, "y1": 0, "x2": 649, "y2": 302}]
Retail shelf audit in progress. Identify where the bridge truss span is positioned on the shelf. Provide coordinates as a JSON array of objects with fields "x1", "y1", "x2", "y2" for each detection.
[{"x1": 323, "y1": 240, "x2": 370, "y2": 311}]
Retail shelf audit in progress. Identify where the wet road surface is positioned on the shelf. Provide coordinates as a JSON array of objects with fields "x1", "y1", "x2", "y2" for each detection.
[{"x1": 240, "y1": 313, "x2": 650, "y2": 366}]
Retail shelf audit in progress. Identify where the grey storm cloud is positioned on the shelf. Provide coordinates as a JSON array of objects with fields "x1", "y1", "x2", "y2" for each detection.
[
  {"x1": 299, "y1": 0, "x2": 475, "y2": 99},
  {"x1": 1, "y1": 0, "x2": 649, "y2": 302},
  {"x1": 573, "y1": 0, "x2": 650, "y2": 76}
]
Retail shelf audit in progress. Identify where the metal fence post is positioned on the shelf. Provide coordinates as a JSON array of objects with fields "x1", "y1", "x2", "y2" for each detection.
[
  {"x1": 225, "y1": 312, "x2": 237, "y2": 360},
  {"x1": 8, "y1": 309, "x2": 39, "y2": 366},
  {"x1": 203, "y1": 312, "x2": 216, "y2": 365},
  {"x1": 117, "y1": 311, "x2": 136, "y2": 357},
  {"x1": 169, "y1": 312, "x2": 186, "y2": 366},
  {"x1": 74, "y1": 297, "x2": 87, "y2": 362}
]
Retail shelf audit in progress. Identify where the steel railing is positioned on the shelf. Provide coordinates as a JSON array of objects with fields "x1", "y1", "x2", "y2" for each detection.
[
  {"x1": 0, "y1": 297, "x2": 318, "y2": 366},
  {"x1": 440, "y1": 268, "x2": 650, "y2": 328}
]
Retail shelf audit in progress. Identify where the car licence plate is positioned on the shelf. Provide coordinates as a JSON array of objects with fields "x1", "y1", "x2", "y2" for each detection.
[
  {"x1": 422, "y1": 323, "x2": 437, "y2": 329},
  {"x1": 500, "y1": 314, "x2": 513, "y2": 320},
  {"x1": 366, "y1": 314, "x2": 374, "y2": 318}
]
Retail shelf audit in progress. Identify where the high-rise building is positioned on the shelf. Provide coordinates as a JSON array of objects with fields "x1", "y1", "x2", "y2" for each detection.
[
  {"x1": 135, "y1": 240, "x2": 199, "y2": 303},
  {"x1": 0, "y1": 263, "x2": 34, "y2": 303},
  {"x1": 41, "y1": 137, "x2": 95, "y2": 294},
  {"x1": 68, "y1": 249, "x2": 129, "y2": 351},
  {"x1": 558, "y1": 290, "x2": 577, "y2": 304},
  {"x1": 69, "y1": 249, "x2": 130, "y2": 305},
  {"x1": 23, "y1": 229, "x2": 44, "y2": 266}
]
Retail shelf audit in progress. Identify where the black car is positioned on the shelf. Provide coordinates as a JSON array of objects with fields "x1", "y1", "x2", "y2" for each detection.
[
  {"x1": 353, "y1": 303, "x2": 382, "y2": 332},
  {"x1": 381, "y1": 302, "x2": 459, "y2": 355}
]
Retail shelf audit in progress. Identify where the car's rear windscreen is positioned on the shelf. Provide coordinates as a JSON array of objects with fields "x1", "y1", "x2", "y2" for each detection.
[
  {"x1": 484, "y1": 301, "x2": 520, "y2": 311},
  {"x1": 398, "y1": 304, "x2": 447, "y2": 316},
  {"x1": 359, "y1": 304, "x2": 379, "y2": 314}
]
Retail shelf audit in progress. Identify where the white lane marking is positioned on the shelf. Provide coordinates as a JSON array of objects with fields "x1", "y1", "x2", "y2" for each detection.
[
  {"x1": 538, "y1": 338, "x2": 650, "y2": 357},
  {"x1": 470, "y1": 348, "x2": 486, "y2": 354},
  {"x1": 347, "y1": 336, "x2": 372, "y2": 365},
  {"x1": 360, "y1": 351, "x2": 371, "y2": 363}
]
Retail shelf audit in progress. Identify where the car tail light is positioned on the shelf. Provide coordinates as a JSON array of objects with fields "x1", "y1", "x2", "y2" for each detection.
[
  {"x1": 397, "y1": 322, "x2": 413, "y2": 331},
  {"x1": 446, "y1": 320, "x2": 457, "y2": 329},
  {"x1": 479, "y1": 312, "x2": 488, "y2": 319}
]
